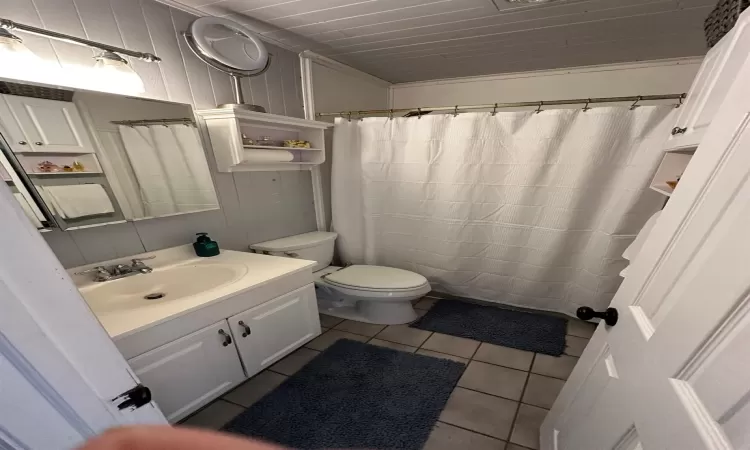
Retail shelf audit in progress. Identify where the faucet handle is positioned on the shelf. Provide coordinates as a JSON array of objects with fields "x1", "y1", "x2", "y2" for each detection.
[
  {"x1": 131, "y1": 256, "x2": 156, "y2": 265},
  {"x1": 75, "y1": 266, "x2": 108, "y2": 276}
]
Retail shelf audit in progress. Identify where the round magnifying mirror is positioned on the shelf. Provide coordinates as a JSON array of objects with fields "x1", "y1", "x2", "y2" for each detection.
[{"x1": 185, "y1": 17, "x2": 271, "y2": 112}]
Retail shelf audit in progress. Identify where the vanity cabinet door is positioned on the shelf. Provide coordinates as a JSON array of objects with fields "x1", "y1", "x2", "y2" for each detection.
[
  {"x1": 127, "y1": 320, "x2": 245, "y2": 423},
  {"x1": 1, "y1": 94, "x2": 95, "y2": 153},
  {"x1": 229, "y1": 284, "x2": 320, "y2": 377}
]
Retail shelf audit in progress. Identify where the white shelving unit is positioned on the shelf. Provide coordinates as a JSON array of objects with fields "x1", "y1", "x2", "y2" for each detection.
[
  {"x1": 649, "y1": 148, "x2": 696, "y2": 197},
  {"x1": 196, "y1": 107, "x2": 331, "y2": 172},
  {"x1": 16, "y1": 153, "x2": 102, "y2": 175}
]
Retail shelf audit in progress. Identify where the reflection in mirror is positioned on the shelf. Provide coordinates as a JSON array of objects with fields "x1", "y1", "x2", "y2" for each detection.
[{"x1": 0, "y1": 81, "x2": 219, "y2": 230}]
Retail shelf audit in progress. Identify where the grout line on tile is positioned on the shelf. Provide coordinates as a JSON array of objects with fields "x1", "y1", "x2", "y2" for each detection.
[
  {"x1": 507, "y1": 354, "x2": 535, "y2": 442},
  {"x1": 456, "y1": 385, "x2": 536, "y2": 406},
  {"x1": 435, "y1": 420, "x2": 509, "y2": 443},
  {"x1": 468, "y1": 341, "x2": 482, "y2": 361},
  {"x1": 415, "y1": 331, "x2": 435, "y2": 350}
]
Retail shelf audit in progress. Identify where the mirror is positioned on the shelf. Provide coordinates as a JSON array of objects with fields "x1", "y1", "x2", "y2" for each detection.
[{"x1": 0, "y1": 81, "x2": 219, "y2": 230}]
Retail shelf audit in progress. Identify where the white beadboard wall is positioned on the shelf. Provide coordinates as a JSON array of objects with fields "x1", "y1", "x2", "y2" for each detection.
[
  {"x1": 4, "y1": 0, "x2": 317, "y2": 267},
  {"x1": 389, "y1": 58, "x2": 703, "y2": 109},
  {"x1": 309, "y1": 58, "x2": 390, "y2": 230}
]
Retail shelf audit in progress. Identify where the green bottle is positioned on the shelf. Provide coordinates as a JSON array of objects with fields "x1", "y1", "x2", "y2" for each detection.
[{"x1": 193, "y1": 232, "x2": 220, "y2": 257}]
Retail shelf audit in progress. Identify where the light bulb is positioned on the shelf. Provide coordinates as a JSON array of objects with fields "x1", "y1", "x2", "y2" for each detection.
[
  {"x1": 92, "y1": 51, "x2": 145, "y2": 94},
  {"x1": 0, "y1": 30, "x2": 54, "y2": 83}
]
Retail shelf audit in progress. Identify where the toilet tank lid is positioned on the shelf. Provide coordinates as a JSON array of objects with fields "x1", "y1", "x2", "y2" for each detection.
[{"x1": 250, "y1": 231, "x2": 338, "y2": 252}]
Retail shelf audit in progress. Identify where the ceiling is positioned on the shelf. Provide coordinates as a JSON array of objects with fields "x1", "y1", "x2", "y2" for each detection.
[{"x1": 172, "y1": 0, "x2": 716, "y2": 83}]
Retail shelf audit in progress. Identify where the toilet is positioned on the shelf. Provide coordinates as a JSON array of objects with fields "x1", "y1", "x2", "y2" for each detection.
[{"x1": 250, "y1": 231, "x2": 430, "y2": 325}]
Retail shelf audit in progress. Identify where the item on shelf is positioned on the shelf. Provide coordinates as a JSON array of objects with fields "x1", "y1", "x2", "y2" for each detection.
[
  {"x1": 666, "y1": 176, "x2": 681, "y2": 190},
  {"x1": 255, "y1": 136, "x2": 283, "y2": 147},
  {"x1": 72, "y1": 161, "x2": 86, "y2": 172},
  {"x1": 284, "y1": 139, "x2": 311, "y2": 149},
  {"x1": 243, "y1": 149, "x2": 294, "y2": 163},
  {"x1": 62, "y1": 165, "x2": 75, "y2": 172},
  {"x1": 37, "y1": 161, "x2": 60, "y2": 173},
  {"x1": 40, "y1": 184, "x2": 114, "y2": 219},
  {"x1": 241, "y1": 134, "x2": 255, "y2": 146},
  {"x1": 704, "y1": 0, "x2": 750, "y2": 48}
]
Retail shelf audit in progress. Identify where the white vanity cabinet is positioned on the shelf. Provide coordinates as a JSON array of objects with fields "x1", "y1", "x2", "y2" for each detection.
[
  {"x1": 127, "y1": 320, "x2": 246, "y2": 423},
  {"x1": 228, "y1": 284, "x2": 320, "y2": 377},
  {"x1": 666, "y1": 13, "x2": 750, "y2": 150},
  {"x1": 0, "y1": 94, "x2": 95, "y2": 153}
]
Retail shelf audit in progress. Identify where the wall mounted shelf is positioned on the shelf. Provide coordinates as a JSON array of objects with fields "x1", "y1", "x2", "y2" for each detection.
[
  {"x1": 649, "y1": 148, "x2": 695, "y2": 197},
  {"x1": 243, "y1": 145, "x2": 323, "y2": 151},
  {"x1": 27, "y1": 172, "x2": 101, "y2": 176},
  {"x1": 196, "y1": 107, "x2": 331, "y2": 172}
]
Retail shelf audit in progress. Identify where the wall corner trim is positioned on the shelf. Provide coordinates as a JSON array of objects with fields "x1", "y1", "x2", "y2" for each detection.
[{"x1": 299, "y1": 51, "x2": 391, "y2": 88}]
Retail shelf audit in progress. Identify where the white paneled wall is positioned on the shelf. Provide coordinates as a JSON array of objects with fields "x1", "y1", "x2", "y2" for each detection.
[
  {"x1": 390, "y1": 59, "x2": 703, "y2": 109},
  {"x1": 308, "y1": 57, "x2": 390, "y2": 230},
  {"x1": 4, "y1": 0, "x2": 315, "y2": 267}
]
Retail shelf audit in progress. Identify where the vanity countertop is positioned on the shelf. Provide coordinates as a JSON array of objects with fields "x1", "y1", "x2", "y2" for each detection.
[{"x1": 69, "y1": 245, "x2": 316, "y2": 340}]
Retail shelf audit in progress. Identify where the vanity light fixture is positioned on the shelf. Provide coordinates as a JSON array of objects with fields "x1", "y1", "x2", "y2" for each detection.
[
  {"x1": 93, "y1": 51, "x2": 145, "y2": 94},
  {"x1": 0, "y1": 28, "x2": 49, "y2": 81},
  {"x1": 0, "y1": 17, "x2": 159, "y2": 94}
]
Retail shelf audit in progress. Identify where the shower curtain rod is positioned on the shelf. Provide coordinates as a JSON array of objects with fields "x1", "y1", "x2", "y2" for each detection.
[
  {"x1": 315, "y1": 93, "x2": 687, "y2": 118},
  {"x1": 111, "y1": 118, "x2": 195, "y2": 127}
]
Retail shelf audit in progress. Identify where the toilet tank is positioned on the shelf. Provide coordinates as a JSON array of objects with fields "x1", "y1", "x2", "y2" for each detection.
[{"x1": 249, "y1": 231, "x2": 338, "y2": 272}]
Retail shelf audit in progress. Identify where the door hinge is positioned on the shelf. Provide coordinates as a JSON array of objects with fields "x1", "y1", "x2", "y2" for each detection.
[{"x1": 112, "y1": 384, "x2": 152, "y2": 411}]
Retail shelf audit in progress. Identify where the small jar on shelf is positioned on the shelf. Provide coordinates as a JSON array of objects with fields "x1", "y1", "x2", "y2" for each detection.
[{"x1": 255, "y1": 136, "x2": 284, "y2": 147}]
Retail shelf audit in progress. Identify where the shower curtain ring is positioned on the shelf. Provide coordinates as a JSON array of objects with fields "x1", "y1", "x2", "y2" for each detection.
[
  {"x1": 582, "y1": 99, "x2": 591, "y2": 112},
  {"x1": 630, "y1": 96, "x2": 642, "y2": 111},
  {"x1": 347, "y1": 112, "x2": 352, "y2": 122},
  {"x1": 417, "y1": 108, "x2": 423, "y2": 119},
  {"x1": 535, "y1": 101, "x2": 544, "y2": 114},
  {"x1": 453, "y1": 105, "x2": 459, "y2": 117},
  {"x1": 491, "y1": 103, "x2": 498, "y2": 116},
  {"x1": 675, "y1": 95, "x2": 684, "y2": 109},
  {"x1": 388, "y1": 109, "x2": 394, "y2": 120}
]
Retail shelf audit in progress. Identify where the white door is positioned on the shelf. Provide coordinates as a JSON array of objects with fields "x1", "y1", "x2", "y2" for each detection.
[
  {"x1": 0, "y1": 180, "x2": 165, "y2": 450},
  {"x1": 1, "y1": 94, "x2": 95, "y2": 153},
  {"x1": 128, "y1": 320, "x2": 246, "y2": 423},
  {"x1": 667, "y1": 12, "x2": 750, "y2": 150},
  {"x1": 229, "y1": 284, "x2": 320, "y2": 377},
  {"x1": 542, "y1": 51, "x2": 750, "y2": 450}
]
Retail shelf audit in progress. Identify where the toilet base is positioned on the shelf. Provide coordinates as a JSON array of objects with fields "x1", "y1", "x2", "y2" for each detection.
[
  {"x1": 316, "y1": 285, "x2": 420, "y2": 325},
  {"x1": 318, "y1": 300, "x2": 419, "y2": 325}
]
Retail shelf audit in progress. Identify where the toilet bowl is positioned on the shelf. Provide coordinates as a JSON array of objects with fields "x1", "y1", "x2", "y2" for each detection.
[{"x1": 250, "y1": 232, "x2": 430, "y2": 325}]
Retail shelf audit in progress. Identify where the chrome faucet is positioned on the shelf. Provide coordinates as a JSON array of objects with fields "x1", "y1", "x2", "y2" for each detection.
[{"x1": 76, "y1": 256, "x2": 155, "y2": 282}]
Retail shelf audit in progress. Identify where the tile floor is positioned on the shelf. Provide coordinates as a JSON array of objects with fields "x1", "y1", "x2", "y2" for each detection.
[{"x1": 181, "y1": 296, "x2": 596, "y2": 450}]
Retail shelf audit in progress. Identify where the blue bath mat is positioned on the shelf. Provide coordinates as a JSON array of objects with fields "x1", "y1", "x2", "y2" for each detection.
[
  {"x1": 411, "y1": 299, "x2": 568, "y2": 356},
  {"x1": 222, "y1": 339, "x2": 465, "y2": 449}
]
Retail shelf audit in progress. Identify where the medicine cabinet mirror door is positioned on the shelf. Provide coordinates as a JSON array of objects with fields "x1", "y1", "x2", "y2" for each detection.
[{"x1": 0, "y1": 80, "x2": 220, "y2": 231}]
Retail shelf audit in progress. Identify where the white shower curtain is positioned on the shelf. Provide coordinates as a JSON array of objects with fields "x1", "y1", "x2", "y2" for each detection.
[
  {"x1": 119, "y1": 124, "x2": 219, "y2": 217},
  {"x1": 331, "y1": 107, "x2": 675, "y2": 316}
]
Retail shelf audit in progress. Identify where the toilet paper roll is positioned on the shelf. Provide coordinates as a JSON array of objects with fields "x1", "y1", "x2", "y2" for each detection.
[{"x1": 243, "y1": 149, "x2": 295, "y2": 163}]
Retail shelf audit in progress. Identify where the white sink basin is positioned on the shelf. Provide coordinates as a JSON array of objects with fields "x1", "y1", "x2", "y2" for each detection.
[
  {"x1": 81, "y1": 263, "x2": 248, "y2": 314},
  {"x1": 71, "y1": 246, "x2": 318, "y2": 339}
]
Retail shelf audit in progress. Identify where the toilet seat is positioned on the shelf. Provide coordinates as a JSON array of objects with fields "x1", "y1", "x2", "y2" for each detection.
[{"x1": 323, "y1": 265, "x2": 428, "y2": 292}]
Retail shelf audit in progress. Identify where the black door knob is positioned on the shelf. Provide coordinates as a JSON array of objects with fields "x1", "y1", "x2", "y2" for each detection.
[{"x1": 577, "y1": 307, "x2": 618, "y2": 326}]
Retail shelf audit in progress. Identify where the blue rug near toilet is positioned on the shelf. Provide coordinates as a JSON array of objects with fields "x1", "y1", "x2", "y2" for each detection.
[
  {"x1": 222, "y1": 339, "x2": 465, "y2": 449},
  {"x1": 411, "y1": 299, "x2": 568, "y2": 356}
]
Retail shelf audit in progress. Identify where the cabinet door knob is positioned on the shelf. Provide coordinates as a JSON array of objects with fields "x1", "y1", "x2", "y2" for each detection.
[
  {"x1": 34, "y1": 142, "x2": 44, "y2": 146},
  {"x1": 238, "y1": 320, "x2": 251, "y2": 338},
  {"x1": 218, "y1": 329, "x2": 232, "y2": 347},
  {"x1": 671, "y1": 127, "x2": 687, "y2": 136},
  {"x1": 18, "y1": 141, "x2": 27, "y2": 145}
]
